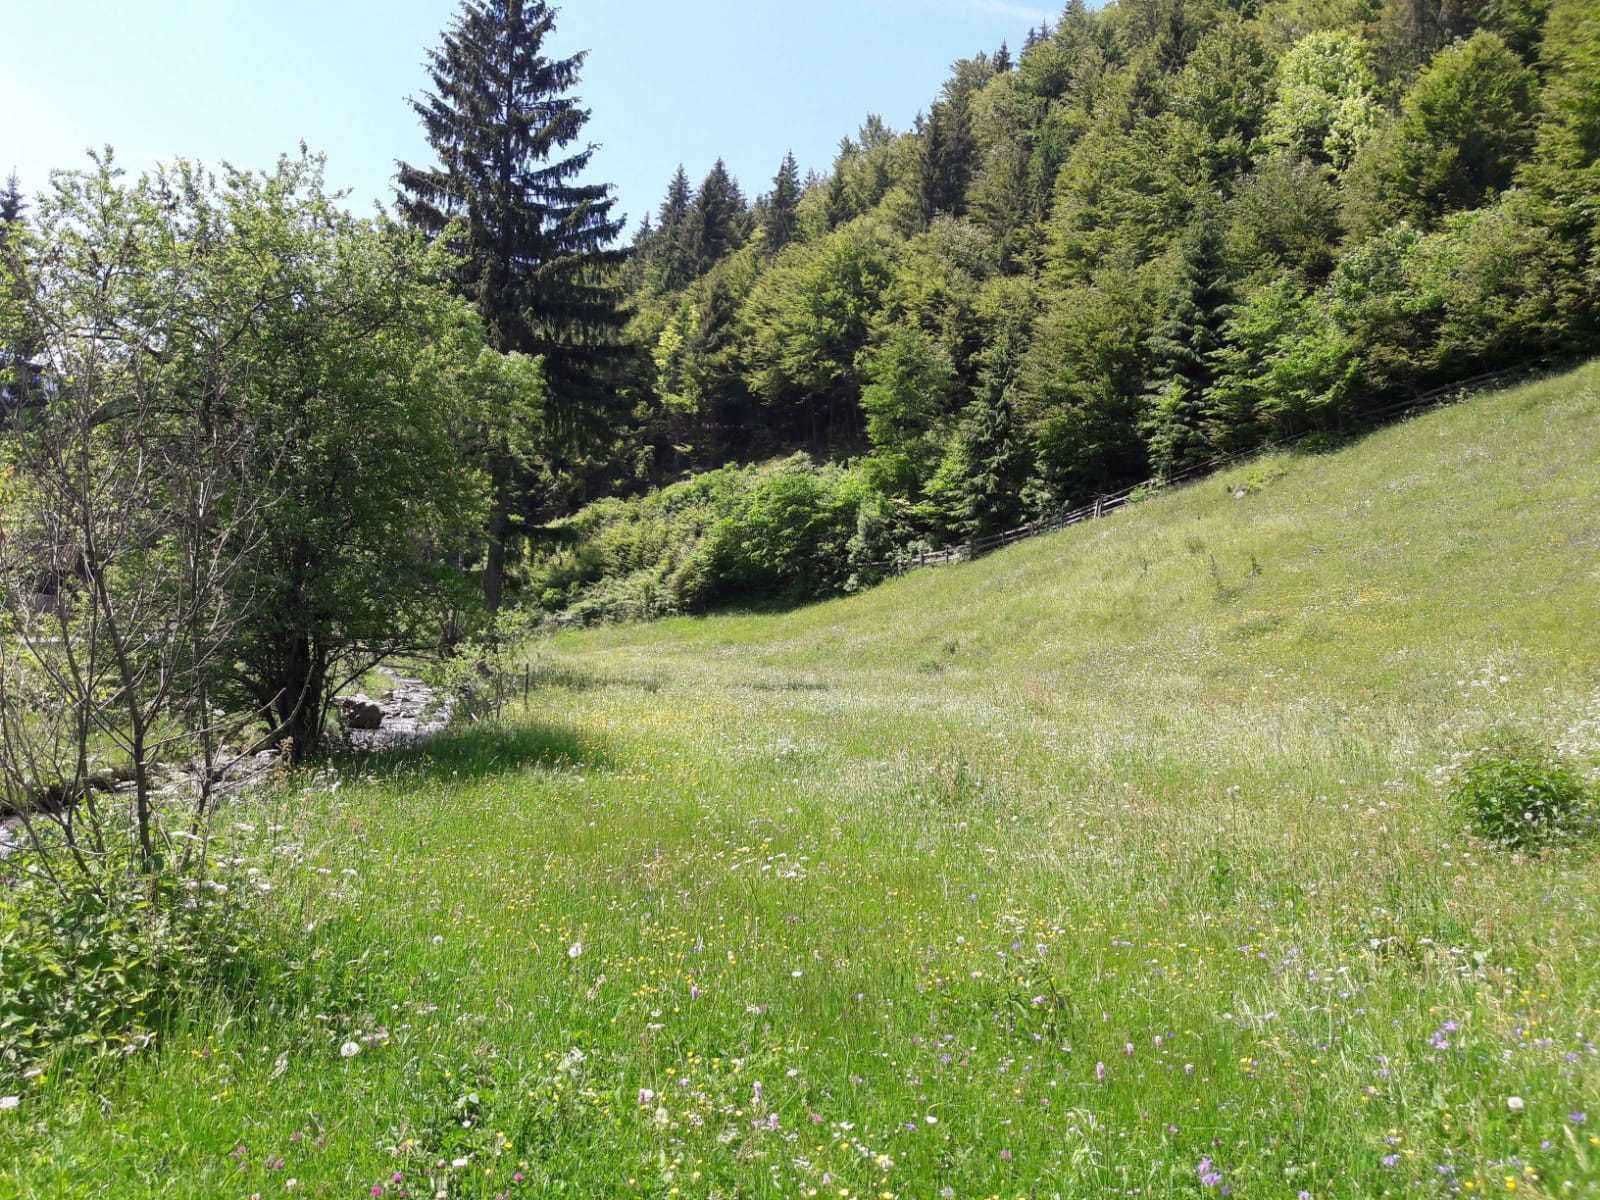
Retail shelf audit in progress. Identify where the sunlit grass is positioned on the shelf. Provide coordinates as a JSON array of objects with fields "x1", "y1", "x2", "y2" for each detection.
[{"x1": 3, "y1": 363, "x2": 1599, "y2": 1198}]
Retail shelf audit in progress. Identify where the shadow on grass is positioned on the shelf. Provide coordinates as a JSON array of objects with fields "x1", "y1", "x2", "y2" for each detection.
[{"x1": 333, "y1": 721, "x2": 610, "y2": 784}]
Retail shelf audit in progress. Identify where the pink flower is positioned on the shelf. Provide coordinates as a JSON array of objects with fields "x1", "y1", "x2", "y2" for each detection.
[{"x1": 1095, "y1": 1061, "x2": 1107, "y2": 1082}]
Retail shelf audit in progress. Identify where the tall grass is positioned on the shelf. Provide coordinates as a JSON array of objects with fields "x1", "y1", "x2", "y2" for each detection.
[{"x1": 2, "y1": 364, "x2": 1598, "y2": 1198}]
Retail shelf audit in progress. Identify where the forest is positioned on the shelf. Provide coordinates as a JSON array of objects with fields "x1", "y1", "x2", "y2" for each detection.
[{"x1": 520, "y1": 0, "x2": 1600, "y2": 620}]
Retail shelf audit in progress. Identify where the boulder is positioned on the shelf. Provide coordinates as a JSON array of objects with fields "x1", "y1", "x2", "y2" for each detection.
[{"x1": 338, "y1": 695, "x2": 384, "y2": 731}]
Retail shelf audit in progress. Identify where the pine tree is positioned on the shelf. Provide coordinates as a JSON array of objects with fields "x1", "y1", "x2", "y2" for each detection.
[
  {"x1": 763, "y1": 152, "x2": 801, "y2": 254},
  {"x1": 993, "y1": 41, "x2": 1014, "y2": 73},
  {"x1": 692, "y1": 159, "x2": 747, "y2": 273},
  {"x1": 1142, "y1": 210, "x2": 1234, "y2": 478},
  {"x1": 396, "y1": 0, "x2": 628, "y2": 610},
  {"x1": 0, "y1": 172, "x2": 23, "y2": 229},
  {"x1": 652, "y1": 165, "x2": 698, "y2": 290},
  {"x1": 918, "y1": 99, "x2": 975, "y2": 221}
]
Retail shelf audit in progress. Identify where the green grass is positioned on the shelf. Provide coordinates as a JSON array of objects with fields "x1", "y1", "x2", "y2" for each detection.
[{"x1": 5, "y1": 362, "x2": 1600, "y2": 1199}]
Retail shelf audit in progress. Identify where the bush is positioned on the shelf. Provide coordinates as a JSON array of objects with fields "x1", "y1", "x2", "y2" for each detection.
[
  {"x1": 0, "y1": 841, "x2": 272, "y2": 1093},
  {"x1": 1450, "y1": 737, "x2": 1596, "y2": 849},
  {"x1": 520, "y1": 454, "x2": 888, "y2": 623}
]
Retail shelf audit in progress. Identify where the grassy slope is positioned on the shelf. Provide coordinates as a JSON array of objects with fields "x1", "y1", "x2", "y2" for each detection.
[{"x1": 5, "y1": 363, "x2": 1600, "y2": 1198}]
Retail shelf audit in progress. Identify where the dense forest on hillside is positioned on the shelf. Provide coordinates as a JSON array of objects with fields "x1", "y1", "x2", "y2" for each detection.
[{"x1": 523, "y1": 0, "x2": 1600, "y2": 621}]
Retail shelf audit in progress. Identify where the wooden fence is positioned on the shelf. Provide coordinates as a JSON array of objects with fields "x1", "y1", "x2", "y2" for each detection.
[{"x1": 864, "y1": 360, "x2": 1556, "y2": 577}]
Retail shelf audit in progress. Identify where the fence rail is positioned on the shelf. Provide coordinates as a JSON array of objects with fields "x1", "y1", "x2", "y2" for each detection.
[{"x1": 864, "y1": 360, "x2": 1557, "y2": 576}]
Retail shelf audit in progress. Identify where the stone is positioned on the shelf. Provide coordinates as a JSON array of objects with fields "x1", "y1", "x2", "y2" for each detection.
[{"x1": 337, "y1": 695, "x2": 384, "y2": 731}]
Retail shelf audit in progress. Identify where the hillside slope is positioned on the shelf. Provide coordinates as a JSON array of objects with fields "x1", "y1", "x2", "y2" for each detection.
[
  {"x1": 8, "y1": 361, "x2": 1599, "y2": 1197},
  {"x1": 561, "y1": 359, "x2": 1600, "y2": 716}
]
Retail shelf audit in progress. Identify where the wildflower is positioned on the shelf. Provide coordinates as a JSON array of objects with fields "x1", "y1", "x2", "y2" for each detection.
[
  {"x1": 1095, "y1": 1062, "x2": 1107, "y2": 1082},
  {"x1": 1382, "y1": 1155, "x2": 1400, "y2": 1168},
  {"x1": 1506, "y1": 1097, "x2": 1525, "y2": 1113},
  {"x1": 1197, "y1": 1157, "x2": 1223, "y2": 1188},
  {"x1": 638, "y1": 1089, "x2": 655, "y2": 1106},
  {"x1": 1570, "y1": 1111, "x2": 1587, "y2": 1125},
  {"x1": 568, "y1": 941, "x2": 584, "y2": 959},
  {"x1": 0, "y1": 1097, "x2": 18, "y2": 1112},
  {"x1": 451, "y1": 1157, "x2": 469, "y2": 1169},
  {"x1": 371, "y1": 1189, "x2": 384, "y2": 1198},
  {"x1": 341, "y1": 1041, "x2": 362, "y2": 1059}
]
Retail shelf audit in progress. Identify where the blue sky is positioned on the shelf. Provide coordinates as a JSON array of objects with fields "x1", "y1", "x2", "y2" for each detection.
[{"x1": 2, "y1": 0, "x2": 1056, "y2": 230}]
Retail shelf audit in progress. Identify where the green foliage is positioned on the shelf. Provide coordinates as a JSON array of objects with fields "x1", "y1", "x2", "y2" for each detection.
[
  {"x1": 1450, "y1": 736, "x2": 1596, "y2": 849},
  {"x1": 741, "y1": 219, "x2": 898, "y2": 442},
  {"x1": 1225, "y1": 153, "x2": 1345, "y2": 278},
  {"x1": 576, "y1": 0, "x2": 1599, "y2": 606},
  {"x1": 1262, "y1": 30, "x2": 1382, "y2": 169},
  {"x1": 0, "y1": 844, "x2": 270, "y2": 1093},
  {"x1": 860, "y1": 326, "x2": 955, "y2": 496},
  {"x1": 1343, "y1": 31, "x2": 1539, "y2": 237},
  {"x1": 522, "y1": 455, "x2": 880, "y2": 623}
]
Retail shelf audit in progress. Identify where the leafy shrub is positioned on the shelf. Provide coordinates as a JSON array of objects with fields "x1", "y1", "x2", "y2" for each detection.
[
  {"x1": 521, "y1": 454, "x2": 890, "y2": 624},
  {"x1": 1450, "y1": 737, "x2": 1596, "y2": 849},
  {"x1": 0, "y1": 842, "x2": 272, "y2": 1092}
]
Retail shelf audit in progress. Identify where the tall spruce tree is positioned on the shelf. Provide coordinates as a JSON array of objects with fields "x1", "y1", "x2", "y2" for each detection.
[
  {"x1": 918, "y1": 99, "x2": 975, "y2": 221},
  {"x1": 652, "y1": 164, "x2": 697, "y2": 290},
  {"x1": 0, "y1": 172, "x2": 23, "y2": 229},
  {"x1": 397, "y1": 0, "x2": 627, "y2": 610},
  {"x1": 763, "y1": 152, "x2": 801, "y2": 254},
  {"x1": 692, "y1": 159, "x2": 747, "y2": 274},
  {"x1": 1142, "y1": 210, "x2": 1234, "y2": 478}
]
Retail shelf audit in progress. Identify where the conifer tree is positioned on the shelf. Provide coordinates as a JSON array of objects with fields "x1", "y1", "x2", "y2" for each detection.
[
  {"x1": 0, "y1": 172, "x2": 23, "y2": 229},
  {"x1": 396, "y1": 0, "x2": 628, "y2": 610},
  {"x1": 1142, "y1": 210, "x2": 1233, "y2": 478},
  {"x1": 692, "y1": 159, "x2": 747, "y2": 273},
  {"x1": 651, "y1": 165, "x2": 698, "y2": 290},
  {"x1": 993, "y1": 41, "x2": 1014, "y2": 73},
  {"x1": 918, "y1": 99, "x2": 975, "y2": 221},
  {"x1": 763, "y1": 152, "x2": 801, "y2": 254}
]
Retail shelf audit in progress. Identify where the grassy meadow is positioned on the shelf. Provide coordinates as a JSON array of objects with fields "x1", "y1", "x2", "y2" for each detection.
[{"x1": 4, "y1": 362, "x2": 1600, "y2": 1198}]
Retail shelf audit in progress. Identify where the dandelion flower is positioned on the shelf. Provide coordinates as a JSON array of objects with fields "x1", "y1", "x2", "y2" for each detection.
[
  {"x1": 568, "y1": 942, "x2": 583, "y2": 959},
  {"x1": 341, "y1": 1042, "x2": 362, "y2": 1059},
  {"x1": 1506, "y1": 1096, "x2": 1525, "y2": 1113}
]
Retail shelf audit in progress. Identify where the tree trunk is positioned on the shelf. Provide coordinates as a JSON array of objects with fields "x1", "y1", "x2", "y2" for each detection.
[
  {"x1": 273, "y1": 634, "x2": 327, "y2": 764},
  {"x1": 483, "y1": 458, "x2": 513, "y2": 615}
]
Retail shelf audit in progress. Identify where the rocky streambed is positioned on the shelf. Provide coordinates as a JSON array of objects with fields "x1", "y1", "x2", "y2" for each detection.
[{"x1": 1, "y1": 678, "x2": 451, "y2": 857}]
